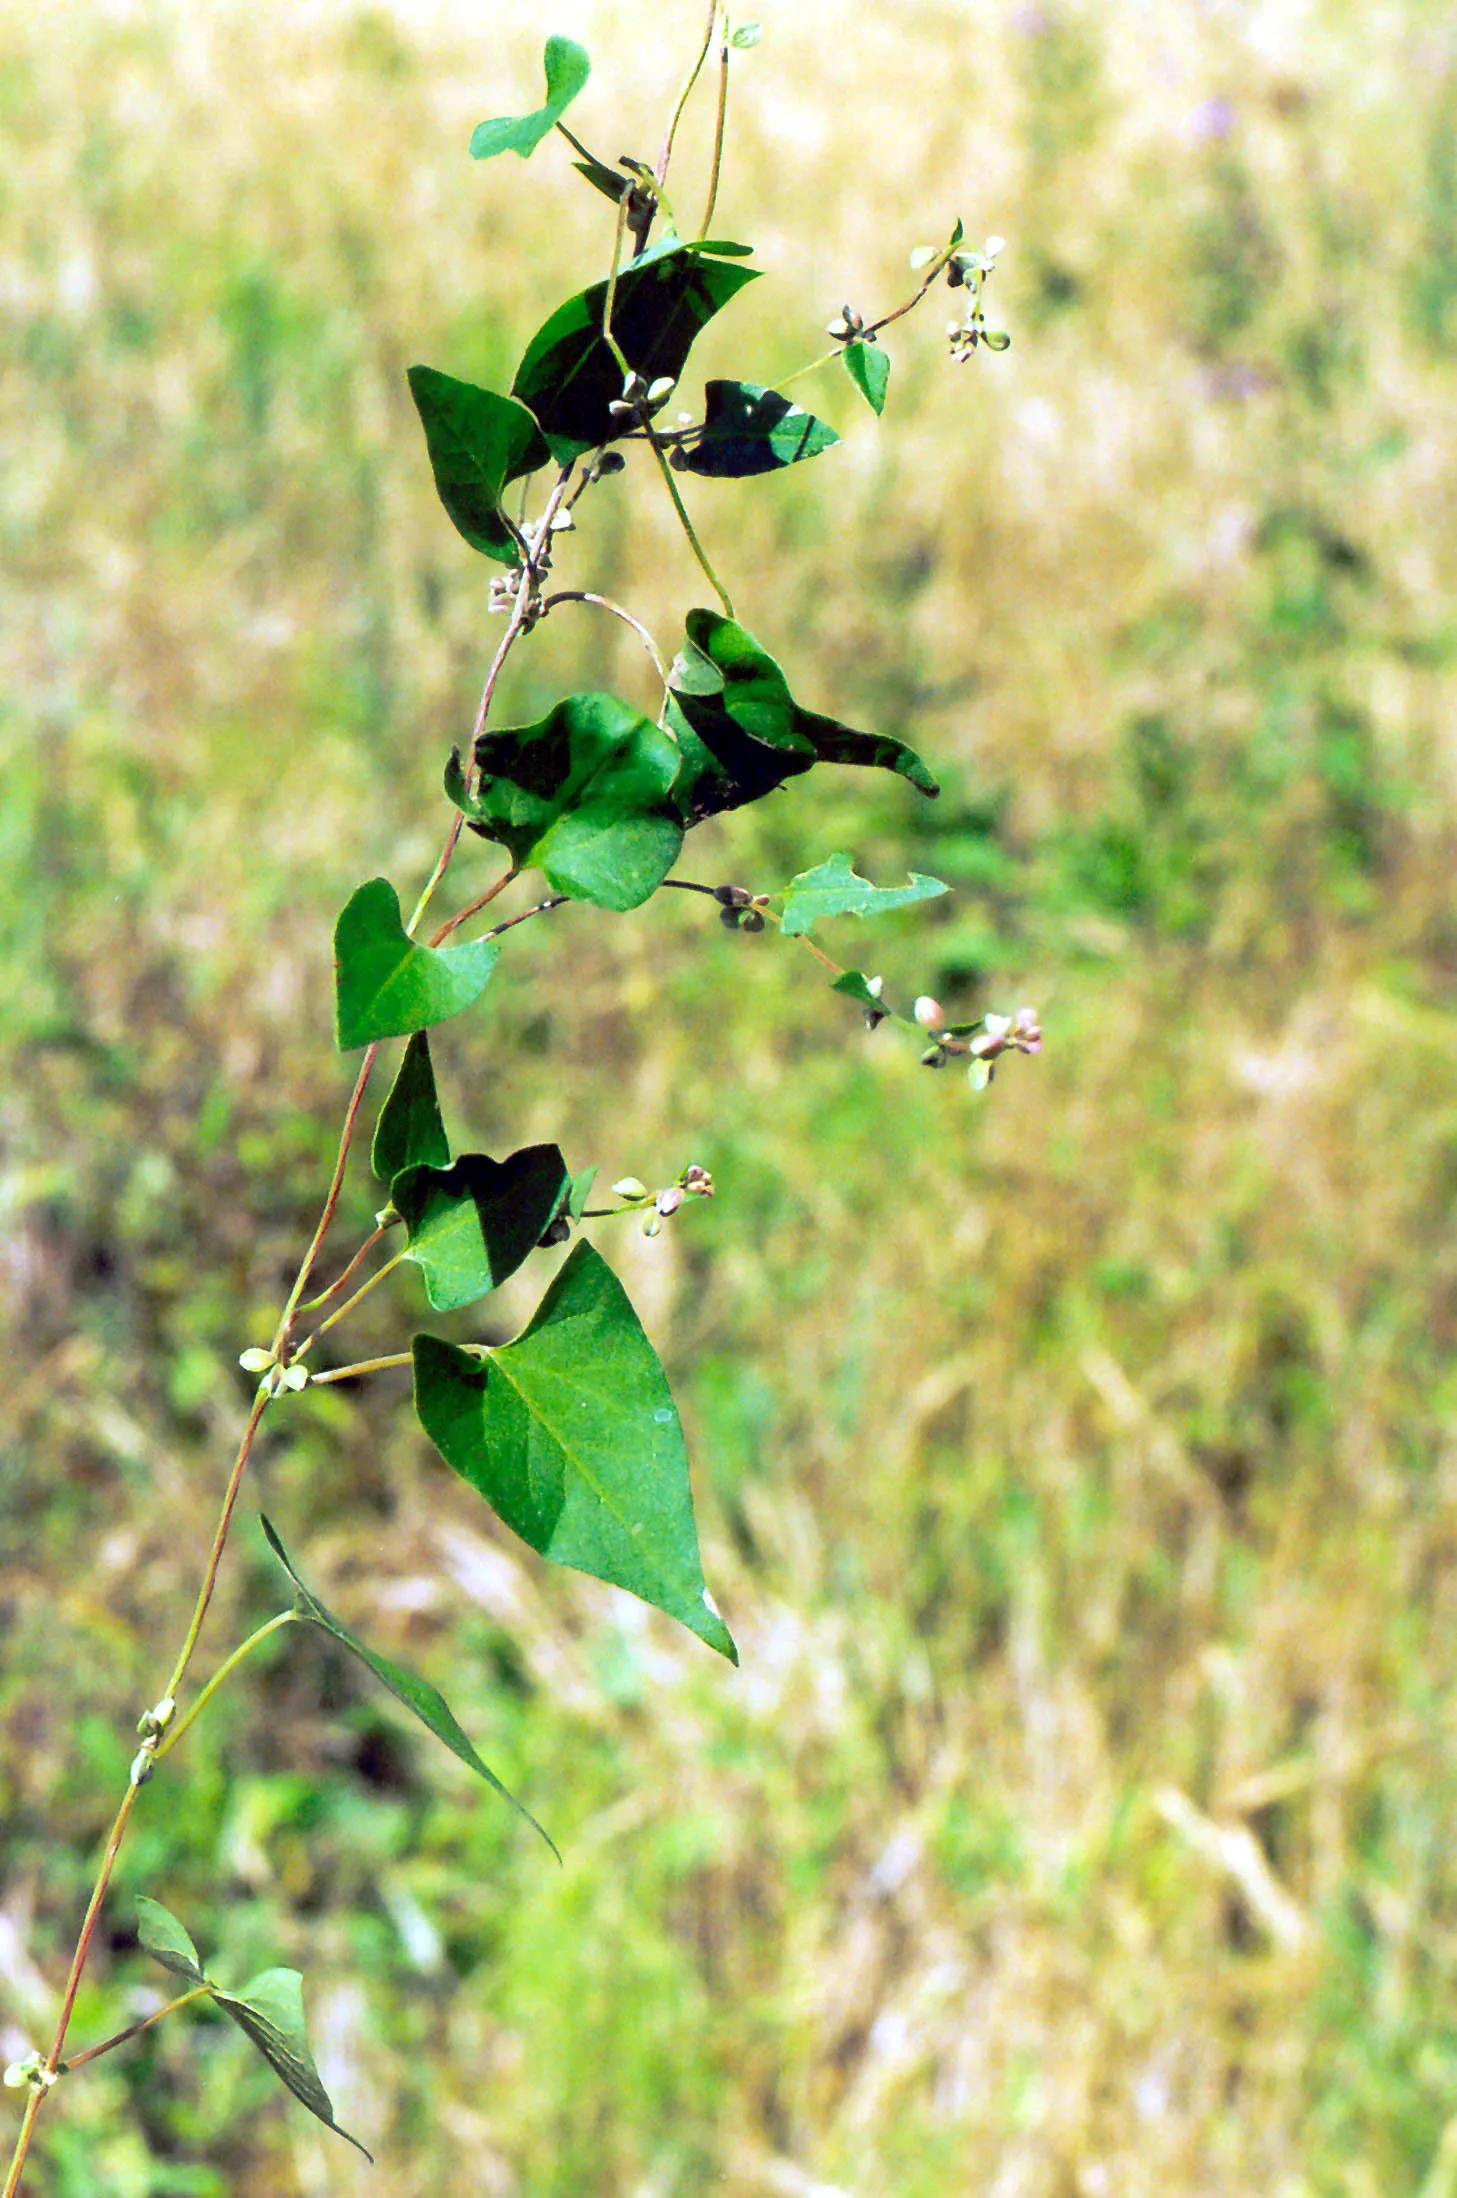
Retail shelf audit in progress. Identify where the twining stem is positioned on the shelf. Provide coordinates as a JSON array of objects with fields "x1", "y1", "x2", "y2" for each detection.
[
  {"x1": 408, "y1": 463, "x2": 576, "y2": 942},
  {"x1": 656, "y1": 0, "x2": 719, "y2": 190},
  {"x1": 156, "y1": 1611, "x2": 298, "y2": 1766},
  {"x1": 58, "y1": 1988, "x2": 212, "y2": 2077},
  {"x1": 294, "y1": 1250, "x2": 409, "y2": 1359},
  {"x1": 309, "y1": 1352, "x2": 415, "y2": 1386},
  {"x1": 777, "y1": 251, "x2": 960, "y2": 394},
  {"x1": 164, "y1": 1386, "x2": 273, "y2": 1703},
  {"x1": 297, "y1": 1219, "x2": 399, "y2": 1316},
  {"x1": 271, "y1": 1048, "x2": 381, "y2": 1355},
  {"x1": 425, "y1": 863, "x2": 518, "y2": 951},
  {"x1": 1, "y1": 1774, "x2": 141, "y2": 2198},
  {"x1": 697, "y1": 10, "x2": 730, "y2": 239}
]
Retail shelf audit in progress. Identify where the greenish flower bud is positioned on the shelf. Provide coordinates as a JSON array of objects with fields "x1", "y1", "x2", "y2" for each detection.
[{"x1": 612, "y1": 1177, "x2": 648, "y2": 1202}]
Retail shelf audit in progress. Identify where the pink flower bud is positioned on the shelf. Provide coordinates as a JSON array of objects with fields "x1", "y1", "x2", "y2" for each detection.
[
  {"x1": 655, "y1": 1186, "x2": 684, "y2": 1218},
  {"x1": 914, "y1": 995, "x2": 946, "y2": 1030}
]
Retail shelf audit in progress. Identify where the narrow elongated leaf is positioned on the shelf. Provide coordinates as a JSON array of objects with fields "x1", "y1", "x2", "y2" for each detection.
[
  {"x1": 213, "y1": 1969, "x2": 372, "y2": 2160},
  {"x1": 572, "y1": 155, "x2": 629, "y2": 204},
  {"x1": 780, "y1": 851, "x2": 948, "y2": 935},
  {"x1": 843, "y1": 337, "x2": 890, "y2": 415},
  {"x1": 668, "y1": 610, "x2": 938, "y2": 824},
  {"x1": 407, "y1": 368, "x2": 548, "y2": 564},
  {"x1": 393, "y1": 1146, "x2": 570, "y2": 1310},
  {"x1": 512, "y1": 239, "x2": 759, "y2": 462},
  {"x1": 467, "y1": 694, "x2": 684, "y2": 911},
  {"x1": 469, "y1": 35, "x2": 590, "y2": 162},
  {"x1": 372, "y1": 1032, "x2": 451, "y2": 1183},
  {"x1": 259, "y1": 1517, "x2": 556, "y2": 1856},
  {"x1": 334, "y1": 879, "x2": 500, "y2": 1050},
  {"x1": 413, "y1": 1241, "x2": 736, "y2": 1661},
  {"x1": 135, "y1": 1897, "x2": 206, "y2": 1986},
  {"x1": 683, "y1": 380, "x2": 839, "y2": 477}
]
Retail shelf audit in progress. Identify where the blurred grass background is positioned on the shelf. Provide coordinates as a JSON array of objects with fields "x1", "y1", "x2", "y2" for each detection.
[{"x1": 4, "y1": 0, "x2": 1457, "y2": 2191}]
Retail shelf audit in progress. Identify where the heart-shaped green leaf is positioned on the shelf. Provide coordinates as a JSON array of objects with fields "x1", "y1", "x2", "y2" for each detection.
[
  {"x1": 259, "y1": 1517, "x2": 555, "y2": 1855},
  {"x1": 393, "y1": 1147, "x2": 571, "y2": 1310},
  {"x1": 406, "y1": 367, "x2": 549, "y2": 564},
  {"x1": 683, "y1": 380, "x2": 839, "y2": 476},
  {"x1": 212, "y1": 1968, "x2": 372, "y2": 2160},
  {"x1": 668, "y1": 611, "x2": 938, "y2": 824},
  {"x1": 413, "y1": 1241, "x2": 735, "y2": 1661},
  {"x1": 135, "y1": 1897, "x2": 206, "y2": 1986},
  {"x1": 843, "y1": 337, "x2": 890, "y2": 415},
  {"x1": 780, "y1": 851, "x2": 948, "y2": 935},
  {"x1": 465, "y1": 694, "x2": 684, "y2": 911},
  {"x1": 512, "y1": 238, "x2": 759, "y2": 462},
  {"x1": 334, "y1": 879, "x2": 500, "y2": 1050},
  {"x1": 372, "y1": 1031, "x2": 451, "y2": 1183},
  {"x1": 469, "y1": 35, "x2": 590, "y2": 163}
]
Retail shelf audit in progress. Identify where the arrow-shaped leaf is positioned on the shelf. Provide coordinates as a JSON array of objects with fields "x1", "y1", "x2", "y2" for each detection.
[
  {"x1": 780, "y1": 851, "x2": 948, "y2": 935},
  {"x1": 668, "y1": 611, "x2": 938, "y2": 824},
  {"x1": 135, "y1": 1897, "x2": 206, "y2": 1986},
  {"x1": 683, "y1": 380, "x2": 839, "y2": 476},
  {"x1": 259, "y1": 1516, "x2": 556, "y2": 1856},
  {"x1": 467, "y1": 693, "x2": 685, "y2": 911},
  {"x1": 469, "y1": 35, "x2": 591, "y2": 163},
  {"x1": 413, "y1": 1241, "x2": 736, "y2": 1661},
  {"x1": 512, "y1": 238, "x2": 759, "y2": 463},
  {"x1": 406, "y1": 367, "x2": 549, "y2": 564},
  {"x1": 392, "y1": 1146, "x2": 571, "y2": 1310},
  {"x1": 372, "y1": 1031, "x2": 451, "y2": 1183},
  {"x1": 212, "y1": 1968, "x2": 372, "y2": 2161},
  {"x1": 334, "y1": 878, "x2": 500, "y2": 1050}
]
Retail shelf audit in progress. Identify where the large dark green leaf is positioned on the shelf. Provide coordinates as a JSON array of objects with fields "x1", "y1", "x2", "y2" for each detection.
[
  {"x1": 372, "y1": 1031, "x2": 451, "y2": 1183},
  {"x1": 212, "y1": 1968, "x2": 372, "y2": 2160},
  {"x1": 413, "y1": 1242, "x2": 736, "y2": 1661},
  {"x1": 780, "y1": 850, "x2": 948, "y2": 935},
  {"x1": 512, "y1": 238, "x2": 759, "y2": 463},
  {"x1": 469, "y1": 35, "x2": 590, "y2": 163},
  {"x1": 135, "y1": 1897, "x2": 206, "y2": 1986},
  {"x1": 393, "y1": 1147, "x2": 571, "y2": 1310},
  {"x1": 668, "y1": 611, "x2": 938, "y2": 824},
  {"x1": 407, "y1": 367, "x2": 549, "y2": 564},
  {"x1": 463, "y1": 694, "x2": 684, "y2": 911},
  {"x1": 683, "y1": 380, "x2": 839, "y2": 477},
  {"x1": 259, "y1": 1517, "x2": 555, "y2": 1855},
  {"x1": 334, "y1": 879, "x2": 500, "y2": 1050}
]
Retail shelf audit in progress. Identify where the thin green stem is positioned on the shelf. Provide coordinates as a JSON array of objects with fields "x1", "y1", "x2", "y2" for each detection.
[
  {"x1": 294, "y1": 1250, "x2": 408, "y2": 1359},
  {"x1": 697, "y1": 9, "x2": 730, "y2": 239},
  {"x1": 643, "y1": 425, "x2": 735, "y2": 618},
  {"x1": 541, "y1": 591, "x2": 670, "y2": 698},
  {"x1": 164, "y1": 1385, "x2": 272, "y2": 1702},
  {"x1": 58, "y1": 1988, "x2": 212, "y2": 2076},
  {"x1": 297, "y1": 1219, "x2": 399, "y2": 1317},
  {"x1": 155, "y1": 1611, "x2": 297, "y2": 1766},
  {"x1": 424, "y1": 862, "x2": 517, "y2": 951},
  {"x1": 656, "y1": 0, "x2": 719, "y2": 190},
  {"x1": 308, "y1": 1352, "x2": 415, "y2": 1386},
  {"x1": 272, "y1": 1048, "x2": 380, "y2": 1353},
  {"x1": 409, "y1": 464, "x2": 575, "y2": 939}
]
